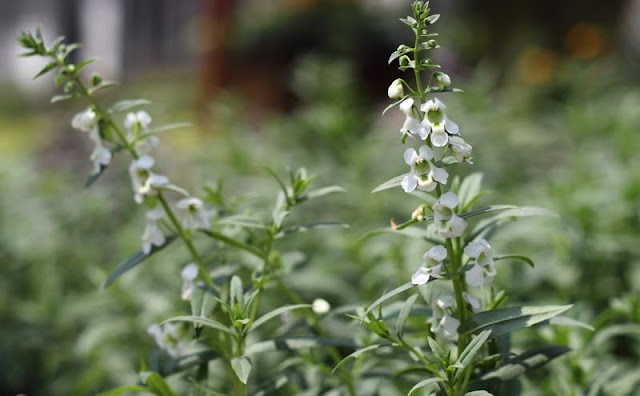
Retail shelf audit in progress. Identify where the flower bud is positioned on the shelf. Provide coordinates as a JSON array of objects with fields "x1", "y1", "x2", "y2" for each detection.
[
  {"x1": 411, "y1": 204, "x2": 429, "y2": 221},
  {"x1": 434, "y1": 72, "x2": 451, "y2": 89},
  {"x1": 312, "y1": 298, "x2": 331, "y2": 315},
  {"x1": 387, "y1": 79, "x2": 404, "y2": 99},
  {"x1": 426, "y1": 40, "x2": 437, "y2": 48},
  {"x1": 399, "y1": 55, "x2": 411, "y2": 68}
]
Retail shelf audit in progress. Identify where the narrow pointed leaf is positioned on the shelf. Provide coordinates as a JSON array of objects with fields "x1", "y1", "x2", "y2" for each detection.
[
  {"x1": 458, "y1": 173, "x2": 483, "y2": 210},
  {"x1": 34, "y1": 62, "x2": 58, "y2": 79},
  {"x1": 332, "y1": 344, "x2": 389, "y2": 373},
  {"x1": 493, "y1": 254, "x2": 535, "y2": 268},
  {"x1": 428, "y1": 337, "x2": 447, "y2": 364},
  {"x1": 459, "y1": 305, "x2": 572, "y2": 338},
  {"x1": 197, "y1": 228, "x2": 263, "y2": 257},
  {"x1": 363, "y1": 282, "x2": 414, "y2": 317},
  {"x1": 162, "y1": 316, "x2": 235, "y2": 335},
  {"x1": 372, "y1": 174, "x2": 408, "y2": 193},
  {"x1": 477, "y1": 346, "x2": 570, "y2": 385},
  {"x1": 140, "y1": 371, "x2": 176, "y2": 396},
  {"x1": 396, "y1": 293, "x2": 419, "y2": 339},
  {"x1": 304, "y1": 185, "x2": 345, "y2": 200},
  {"x1": 275, "y1": 222, "x2": 349, "y2": 239},
  {"x1": 454, "y1": 330, "x2": 492, "y2": 378},
  {"x1": 465, "y1": 391, "x2": 494, "y2": 396},
  {"x1": 247, "y1": 304, "x2": 311, "y2": 334},
  {"x1": 109, "y1": 99, "x2": 151, "y2": 113},
  {"x1": 407, "y1": 377, "x2": 444, "y2": 396},
  {"x1": 245, "y1": 337, "x2": 356, "y2": 355},
  {"x1": 102, "y1": 235, "x2": 176, "y2": 288},
  {"x1": 96, "y1": 385, "x2": 148, "y2": 396}
]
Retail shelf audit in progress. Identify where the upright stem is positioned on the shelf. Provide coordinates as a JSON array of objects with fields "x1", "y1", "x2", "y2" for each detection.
[{"x1": 413, "y1": 23, "x2": 425, "y2": 102}]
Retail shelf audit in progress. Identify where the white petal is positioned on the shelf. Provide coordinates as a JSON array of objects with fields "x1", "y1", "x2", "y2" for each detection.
[
  {"x1": 125, "y1": 112, "x2": 137, "y2": 130},
  {"x1": 401, "y1": 174, "x2": 417, "y2": 193},
  {"x1": 136, "y1": 155, "x2": 155, "y2": 170},
  {"x1": 181, "y1": 263, "x2": 199, "y2": 281},
  {"x1": 436, "y1": 295, "x2": 455, "y2": 309},
  {"x1": 430, "y1": 127, "x2": 449, "y2": 147},
  {"x1": 417, "y1": 176, "x2": 437, "y2": 192},
  {"x1": 418, "y1": 145, "x2": 434, "y2": 160},
  {"x1": 463, "y1": 292, "x2": 482, "y2": 311},
  {"x1": 464, "y1": 242, "x2": 484, "y2": 259},
  {"x1": 399, "y1": 98, "x2": 414, "y2": 115},
  {"x1": 411, "y1": 267, "x2": 431, "y2": 285},
  {"x1": 418, "y1": 122, "x2": 430, "y2": 140},
  {"x1": 312, "y1": 298, "x2": 331, "y2": 314},
  {"x1": 440, "y1": 314, "x2": 460, "y2": 339},
  {"x1": 465, "y1": 264, "x2": 485, "y2": 287},
  {"x1": 444, "y1": 116, "x2": 459, "y2": 135},
  {"x1": 425, "y1": 245, "x2": 447, "y2": 261},
  {"x1": 403, "y1": 148, "x2": 418, "y2": 165},
  {"x1": 419, "y1": 98, "x2": 436, "y2": 113},
  {"x1": 447, "y1": 215, "x2": 468, "y2": 237},
  {"x1": 430, "y1": 165, "x2": 449, "y2": 185},
  {"x1": 438, "y1": 192, "x2": 459, "y2": 209},
  {"x1": 433, "y1": 97, "x2": 446, "y2": 110}
]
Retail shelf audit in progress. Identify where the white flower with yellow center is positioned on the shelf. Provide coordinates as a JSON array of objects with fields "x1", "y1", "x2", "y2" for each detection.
[
  {"x1": 420, "y1": 98, "x2": 459, "y2": 147},
  {"x1": 464, "y1": 239, "x2": 497, "y2": 287},
  {"x1": 431, "y1": 295, "x2": 459, "y2": 340},
  {"x1": 399, "y1": 98, "x2": 429, "y2": 139},
  {"x1": 142, "y1": 206, "x2": 165, "y2": 254},
  {"x1": 433, "y1": 192, "x2": 467, "y2": 238},
  {"x1": 181, "y1": 263, "x2": 199, "y2": 300},
  {"x1": 176, "y1": 197, "x2": 211, "y2": 230},
  {"x1": 401, "y1": 145, "x2": 448, "y2": 193},
  {"x1": 129, "y1": 156, "x2": 169, "y2": 203},
  {"x1": 411, "y1": 245, "x2": 446, "y2": 285}
]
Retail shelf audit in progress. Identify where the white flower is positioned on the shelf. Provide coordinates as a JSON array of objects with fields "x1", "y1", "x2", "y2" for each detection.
[
  {"x1": 431, "y1": 295, "x2": 459, "y2": 340},
  {"x1": 434, "y1": 72, "x2": 451, "y2": 89},
  {"x1": 312, "y1": 298, "x2": 331, "y2": 314},
  {"x1": 411, "y1": 245, "x2": 446, "y2": 285},
  {"x1": 87, "y1": 129, "x2": 112, "y2": 174},
  {"x1": 463, "y1": 292, "x2": 482, "y2": 312},
  {"x1": 125, "y1": 111, "x2": 152, "y2": 131},
  {"x1": 448, "y1": 136, "x2": 473, "y2": 164},
  {"x1": 420, "y1": 98, "x2": 459, "y2": 147},
  {"x1": 181, "y1": 263, "x2": 199, "y2": 300},
  {"x1": 71, "y1": 108, "x2": 97, "y2": 132},
  {"x1": 388, "y1": 79, "x2": 405, "y2": 99},
  {"x1": 142, "y1": 206, "x2": 165, "y2": 254},
  {"x1": 401, "y1": 145, "x2": 448, "y2": 193},
  {"x1": 147, "y1": 323, "x2": 188, "y2": 358},
  {"x1": 125, "y1": 111, "x2": 158, "y2": 154},
  {"x1": 464, "y1": 239, "x2": 496, "y2": 287},
  {"x1": 433, "y1": 192, "x2": 467, "y2": 238},
  {"x1": 176, "y1": 197, "x2": 211, "y2": 230},
  {"x1": 129, "y1": 156, "x2": 170, "y2": 203},
  {"x1": 399, "y1": 98, "x2": 429, "y2": 139}
]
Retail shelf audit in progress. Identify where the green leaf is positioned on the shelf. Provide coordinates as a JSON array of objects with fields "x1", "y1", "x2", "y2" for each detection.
[
  {"x1": 362, "y1": 226, "x2": 443, "y2": 245},
  {"x1": 407, "y1": 377, "x2": 444, "y2": 396},
  {"x1": 275, "y1": 222, "x2": 349, "y2": 239},
  {"x1": 428, "y1": 337, "x2": 447, "y2": 364},
  {"x1": 218, "y1": 215, "x2": 268, "y2": 230},
  {"x1": 470, "y1": 206, "x2": 558, "y2": 240},
  {"x1": 247, "y1": 304, "x2": 311, "y2": 334},
  {"x1": 396, "y1": 293, "x2": 419, "y2": 339},
  {"x1": 96, "y1": 385, "x2": 150, "y2": 396},
  {"x1": 477, "y1": 346, "x2": 570, "y2": 384},
  {"x1": 85, "y1": 164, "x2": 108, "y2": 188},
  {"x1": 493, "y1": 254, "x2": 535, "y2": 269},
  {"x1": 245, "y1": 337, "x2": 356, "y2": 355},
  {"x1": 33, "y1": 62, "x2": 58, "y2": 79},
  {"x1": 197, "y1": 228, "x2": 263, "y2": 257},
  {"x1": 190, "y1": 288, "x2": 218, "y2": 330},
  {"x1": 459, "y1": 305, "x2": 573, "y2": 338},
  {"x1": 76, "y1": 57, "x2": 97, "y2": 72},
  {"x1": 51, "y1": 94, "x2": 74, "y2": 103},
  {"x1": 388, "y1": 48, "x2": 412, "y2": 64},
  {"x1": 109, "y1": 99, "x2": 151, "y2": 113},
  {"x1": 260, "y1": 166, "x2": 290, "y2": 204},
  {"x1": 140, "y1": 371, "x2": 176, "y2": 396},
  {"x1": 363, "y1": 282, "x2": 414, "y2": 318},
  {"x1": 332, "y1": 344, "x2": 389, "y2": 373},
  {"x1": 102, "y1": 235, "x2": 176, "y2": 288},
  {"x1": 304, "y1": 185, "x2": 345, "y2": 200},
  {"x1": 252, "y1": 376, "x2": 289, "y2": 396},
  {"x1": 133, "y1": 123, "x2": 193, "y2": 142},
  {"x1": 454, "y1": 330, "x2": 492, "y2": 379},
  {"x1": 458, "y1": 173, "x2": 483, "y2": 210},
  {"x1": 231, "y1": 356, "x2": 253, "y2": 385},
  {"x1": 230, "y1": 276, "x2": 244, "y2": 307},
  {"x1": 372, "y1": 174, "x2": 408, "y2": 193},
  {"x1": 382, "y1": 96, "x2": 408, "y2": 116},
  {"x1": 162, "y1": 316, "x2": 235, "y2": 335},
  {"x1": 459, "y1": 205, "x2": 520, "y2": 219},
  {"x1": 425, "y1": 14, "x2": 441, "y2": 24},
  {"x1": 548, "y1": 316, "x2": 594, "y2": 331}
]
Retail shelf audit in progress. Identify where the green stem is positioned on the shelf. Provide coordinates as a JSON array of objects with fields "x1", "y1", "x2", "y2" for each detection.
[{"x1": 413, "y1": 23, "x2": 425, "y2": 102}]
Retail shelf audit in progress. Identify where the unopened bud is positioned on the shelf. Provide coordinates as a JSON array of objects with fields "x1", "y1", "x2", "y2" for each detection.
[
  {"x1": 434, "y1": 72, "x2": 451, "y2": 89},
  {"x1": 399, "y1": 55, "x2": 411, "y2": 67},
  {"x1": 387, "y1": 79, "x2": 404, "y2": 99},
  {"x1": 412, "y1": 204, "x2": 429, "y2": 221},
  {"x1": 312, "y1": 298, "x2": 331, "y2": 315}
]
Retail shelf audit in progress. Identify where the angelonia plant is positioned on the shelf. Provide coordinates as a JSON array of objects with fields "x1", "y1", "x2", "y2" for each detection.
[
  {"x1": 336, "y1": 2, "x2": 578, "y2": 396},
  {"x1": 18, "y1": 29, "x2": 358, "y2": 396}
]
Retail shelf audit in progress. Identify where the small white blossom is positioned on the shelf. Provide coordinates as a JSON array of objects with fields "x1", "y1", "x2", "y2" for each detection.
[
  {"x1": 129, "y1": 156, "x2": 170, "y2": 203},
  {"x1": 464, "y1": 239, "x2": 496, "y2": 287},
  {"x1": 399, "y1": 98, "x2": 429, "y2": 139},
  {"x1": 448, "y1": 136, "x2": 473, "y2": 164},
  {"x1": 434, "y1": 72, "x2": 451, "y2": 89},
  {"x1": 463, "y1": 292, "x2": 482, "y2": 312},
  {"x1": 147, "y1": 323, "x2": 188, "y2": 358},
  {"x1": 388, "y1": 79, "x2": 405, "y2": 99},
  {"x1": 87, "y1": 129, "x2": 112, "y2": 174},
  {"x1": 125, "y1": 111, "x2": 158, "y2": 154},
  {"x1": 312, "y1": 298, "x2": 331, "y2": 314},
  {"x1": 401, "y1": 145, "x2": 448, "y2": 193},
  {"x1": 142, "y1": 206, "x2": 165, "y2": 254},
  {"x1": 411, "y1": 245, "x2": 446, "y2": 285},
  {"x1": 71, "y1": 108, "x2": 97, "y2": 132},
  {"x1": 176, "y1": 197, "x2": 211, "y2": 230},
  {"x1": 433, "y1": 192, "x2": 467, "y2": 238},
  {"x1": 431, "y1": 295, "x2": 459, "y2": 340},
  {"x1": 181, "y1": 263, "x2": 199, "y2": 300},
  {"x1": 125, "y1": 110, "x2": 152, "y2": 131},
  {"x1": 420, "y1": 98, "x2": 459, "y2": 147}
]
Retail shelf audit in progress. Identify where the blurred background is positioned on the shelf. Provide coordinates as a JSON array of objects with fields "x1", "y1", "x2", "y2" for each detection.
[{"x1": 1, "y1": 0, "x2": 639, "y2": 395}]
